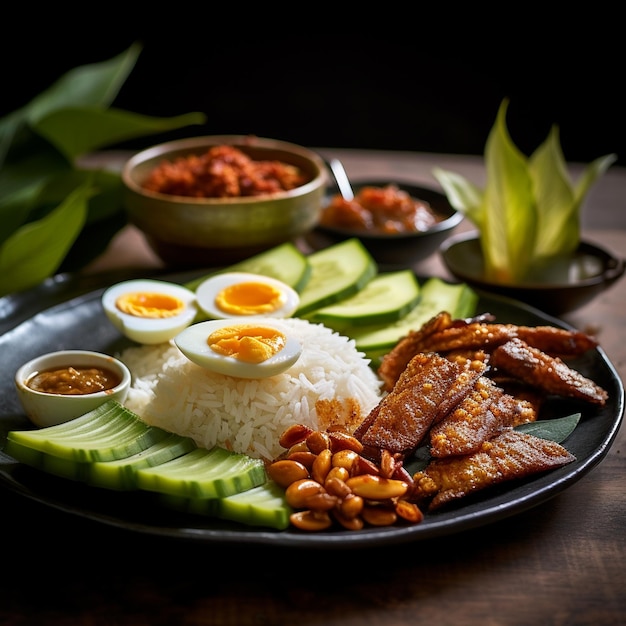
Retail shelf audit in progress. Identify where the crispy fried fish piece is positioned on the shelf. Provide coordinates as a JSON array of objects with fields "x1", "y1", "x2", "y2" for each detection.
[
  {"x1": 515, "y1": 326, "x2": 599, "y2": 359},
  {"x1": 377, "y1": 311, "x2": 458, "y2": 392},
  {"x1": 355, "y1": 353, "x2": 485, "y2": 455},
  {"x1": 490, "y1": 377, "x2": 547, "y2": 415},
  {"x1": 419, "y1": 323, "x2": 598, "y2": 358},
  {"x1": 490, "y1": 338, "x2": 608, "y2": 405},
  {"x1": 378, "y1": 313, "x2": 600, "y2": 391},
  {"x1": 412, "y1": 429, "x2": 576, "y2": 510},
  {"x1": 429, "y1": 376, "x2": 537, "y2": 458}
]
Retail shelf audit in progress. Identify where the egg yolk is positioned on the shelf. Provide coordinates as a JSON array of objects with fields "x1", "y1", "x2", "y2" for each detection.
[
  {"x1": 207, "y1": 325, "x2": 286, "y2": 363},
  {"x1": 116, "y1": 292, "x2": 186, "y2": 318},
  {"x1": 215, "y1": 282, "x2": 286, "y2": 316}
]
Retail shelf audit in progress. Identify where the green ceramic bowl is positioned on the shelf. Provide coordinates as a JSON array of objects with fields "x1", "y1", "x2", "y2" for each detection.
[{"x1": 122, "y1": 135, "x2": 327, "y2": 267}]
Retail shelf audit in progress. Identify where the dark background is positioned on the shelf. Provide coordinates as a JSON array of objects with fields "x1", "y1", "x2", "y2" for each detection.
[{"x1": 3, "y1": 25, "x2": 624, "y2": 168}]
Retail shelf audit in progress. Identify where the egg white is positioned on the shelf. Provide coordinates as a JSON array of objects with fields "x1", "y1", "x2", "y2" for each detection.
[
  {"x1": 102, "y1": 279, "x2": 198, "y2": 345},
  {"x1": 195, "y1": 272, "x2": 300, "y2": 320},
  {"x1": 174, "y1": 319, "x2": 302, "y2": 379}
]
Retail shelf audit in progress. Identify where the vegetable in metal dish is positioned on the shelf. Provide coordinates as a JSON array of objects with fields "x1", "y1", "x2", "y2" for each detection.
[{"x1": 433, "y1": 98, "x2": 617, "y2": 284}]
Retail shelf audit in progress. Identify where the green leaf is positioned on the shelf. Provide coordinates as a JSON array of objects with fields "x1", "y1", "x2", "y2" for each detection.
[
  {"x1": 0, "y1": 181, "x2": 47, "y2": 246},
  {"x1": 0, "y1": 43, "x2": 207, "y2": 293},
  {"x1": 25, "y1": 44, "x2": 142, "y2": 124},
  {"x1": 0, "y1": 131, "x2": 70, "y2": 199},
  {"x1": 515, "y1": 413, "x2": 581, "y2": 443},
  {"x1": 528, "y1": 126, "x2": 578, "y2": 258},
  {"x1": 0, "y1": 183, "x2": 91, "y2": 295},
  {"x1": 573, "y1": 153, "x2": 618, "y2": 210},
  {"x1": 35, "y1": 107, "x2": 207, "y2": 161},
  {"x1": 431, "y1": 167, "x2": 485, "y2": 229},
  {"x1": 0, "y1": 45, "x2": 141, "y2": 169},
  {"x1": 483, "y1": 99, "x2": 536, "y2": 282}
]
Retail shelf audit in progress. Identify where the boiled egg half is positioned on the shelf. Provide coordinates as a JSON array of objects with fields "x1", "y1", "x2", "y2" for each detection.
[
  {"x1": 195, "y1": 272, "x2": 300, "y2": 320},
  {"x1": 175, "y1": 319, "x2": 302, "y2": 378},
  {"x1": 102, "y1": 279, "x2": 198, "y2": 345}
]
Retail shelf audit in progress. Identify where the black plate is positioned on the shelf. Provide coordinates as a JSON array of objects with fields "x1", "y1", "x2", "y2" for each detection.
[{"x1": 0, "y1": 272, "x2": 623, "y2": 549}]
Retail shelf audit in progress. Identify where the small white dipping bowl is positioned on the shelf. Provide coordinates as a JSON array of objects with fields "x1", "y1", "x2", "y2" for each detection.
[{"x1": 14, "y1": 350, "x2": 131, "y2": 428}]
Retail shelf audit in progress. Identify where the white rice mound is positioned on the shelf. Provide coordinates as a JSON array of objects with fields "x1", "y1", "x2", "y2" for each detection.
[{"x1": 120, "y1": 318, "x2": 383, "y2": 460}]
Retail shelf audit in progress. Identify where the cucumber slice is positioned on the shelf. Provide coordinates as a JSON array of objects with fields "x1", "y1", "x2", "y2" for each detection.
[
  {"x1": 351, "y1": 277, "x2": 479, "y2": 354},
  {"x1": 5, "y1": 432, "x2": 197, "y2": 489},
  {"x1": 159, "y1": 481, "x2": 293, "y2": 530},
  {"x1": 184, "y1": 242, "x2": 311, "y2": 292},
  {"x1": 5, "y1": 401, "x2": 169, "y2": 463},
  {"x1": 216, "y1": 481, "x2": 293, "y2": 530},
  {"x1": 87, "y1": 434, "x2": 197, "y2": 490},
  {"x1": 306, "y1": 269, "x2": 420, "y2": 329},
  {"x1": 295, "y1": 238, "x2": 378, "y2": 316},
  {"x1": 135, "y1": 446, "x2": 267, "y2": 498}
]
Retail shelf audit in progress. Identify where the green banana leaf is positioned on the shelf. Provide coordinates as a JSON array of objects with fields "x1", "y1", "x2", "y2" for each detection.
[
  {"x1": 0, "y1": 43, "x2": 207, "y2": 296},
  {"x1": 0, "y1": 183, "x2": 91, "y2": 294},
  {"x1": 35, "y1": 107, "x2": 206, "y2": 162}
]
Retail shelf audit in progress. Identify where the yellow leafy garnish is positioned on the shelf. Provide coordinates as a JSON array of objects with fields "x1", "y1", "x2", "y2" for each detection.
[{"x1": 433, "y1": 98, "x2": 617, "y2": 283}]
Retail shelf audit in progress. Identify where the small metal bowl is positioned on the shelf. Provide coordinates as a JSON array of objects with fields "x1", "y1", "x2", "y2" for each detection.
[
  {"x1": 122, "y1": 135, "x2": 328, "y2": 268},
  {"x1": 440, "y1": 231, "x2": 625, "y2": 316},
  {"x1": 307, "y1": 180, "x2": 463, "y2": 267},
  {"x1": 14, "y1": 350, "x2": 131, "y2": 427}
]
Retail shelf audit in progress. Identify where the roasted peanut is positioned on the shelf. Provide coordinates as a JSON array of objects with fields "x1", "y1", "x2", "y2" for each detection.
[
  {"x1": 324, "y1": 475, "x2": 352, "y2": 499},
  {"x1": 287, "y1": 450, "x2": 317, "y2": 469},
  {"x1": 311, "y1": 448, "x2": 332, "y2": 484},
  {"x1": 325, "y1": 465, "x2": 350, "y2": 483},
  {"x1": 345, "y1": 475, "x2": 408, "y2": 500},
  {"x1": 302, "y1": 491, "x2": 339, "y2": 511},
  {"x1": 290, "y1": 510, "x2": 333, "y2": 531},
  {"x1": 274, "y1": 424, "x2": 425, "y2": 532},
  {"x1": 279, "y1": 423, "x2": 313, "y2": 449},
  {"x1": 327, "y1": 430, "x2": 364, "y2": 454},
  {"x1": 361, "y1": 504, "x2": 398, "y2": 526},
  {"x1": 395, "y1": 499, "x2": 424, "y2": 523},
  {"x1": 331, "y1": 449, "x2": 359, "y2": 470},
  {"x1": 286, "y1": 440, "x2": 310, "y2": 456},
  {"x1": 338, "y1": 493, "x2": 364, "y2": 519},
  {"x1": 267, "y1": 459, "x2": 309, "y2": 488},
  {"x1": 333, "y1": 510, "x2": 365, "y2": 531},
  {"x1": 306, "y1": 430, "x2": 331, "y2": 454},
  {"x1": 379, "y1": 449, "x2": 397, "y2": 478},
  {"x1": 285, "y1": 478, "x2": 326, "y2": 508},
  {"x1": 351, "y1": 454, "x2": 381, "y2": 476}
]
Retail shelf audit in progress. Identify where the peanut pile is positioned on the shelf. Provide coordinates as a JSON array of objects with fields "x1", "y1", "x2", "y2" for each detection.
[{"x1": 268, "y1": 424, "x2": 423, "y2": 531}]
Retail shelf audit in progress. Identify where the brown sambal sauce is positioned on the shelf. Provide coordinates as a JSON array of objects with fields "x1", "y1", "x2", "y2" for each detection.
[
  {"x1": 320, "y1": 185, "x2": 444, "y2": 234},
  {"x1": 141, "y1": 145, "x2": 310, "y2": 198},
  {"x1": 27, "y1": 366, "x2": 121, "y2": 396}
]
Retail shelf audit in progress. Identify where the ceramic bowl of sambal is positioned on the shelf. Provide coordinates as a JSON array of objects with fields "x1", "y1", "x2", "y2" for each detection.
[
  {"x1": 15, "y1": 350, "x2": 131, "y2": 427},
  {"x1": 306, "y1": 179, "x2": 463, "y2": 267},
  {"x1": 122, "y1": 135, "x2": 327, "y2": 268}
]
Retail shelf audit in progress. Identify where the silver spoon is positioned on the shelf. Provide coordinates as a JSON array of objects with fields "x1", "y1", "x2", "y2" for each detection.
[{"x1": 328, "y1": 158, "x2": 354, "y2": 201}]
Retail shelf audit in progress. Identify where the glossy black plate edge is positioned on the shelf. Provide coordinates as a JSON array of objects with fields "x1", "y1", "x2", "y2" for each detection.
[{"x1": 0, "y1": 270, "x2": 623, "y2": 550}]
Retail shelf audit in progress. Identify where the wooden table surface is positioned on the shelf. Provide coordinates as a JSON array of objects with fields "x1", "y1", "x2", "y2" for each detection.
[{"x1": 1, "y1": 149, "x2": 624, "y2": 625}]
